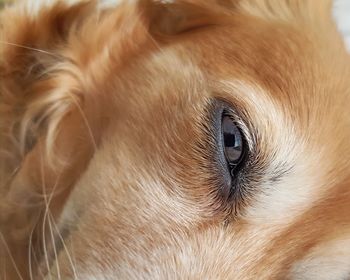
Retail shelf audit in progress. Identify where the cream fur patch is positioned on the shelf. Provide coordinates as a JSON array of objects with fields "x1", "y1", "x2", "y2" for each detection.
[{"x1": 289, "y1": 236, "x2": 350, "y2": 280}]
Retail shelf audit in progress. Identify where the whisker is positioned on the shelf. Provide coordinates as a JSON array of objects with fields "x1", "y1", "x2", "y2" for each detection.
[
  {"x1": 28, "y1": 208, "x2": 50, "y2": 280},
  {"x1": 46, "y1": 185, "x2": 62, "y2": 279},
  {"x1": 50, "y1": 213, "x2": 79, "y2": 280},
  {"x1": 31, "y1": 227, "x2": 46, "y2": 280},
  {"x1": 40, "y1": 147, "x2": 69, "y2": 279},
  {"x1": 39, "y1": 148, "x2": 53, "y2": 280},
  {"x1": 44, "y1": 160, "x2": 78, "y2": 279},
  {"x1": 48, "y1": 213, "x2": 61, "y2": 280},
  {"x1": 0, "y1": 41, "x2": 61, "y2": 59},
  {"x1": 28, "y1": 222, "x2": 36, "y2": 280}
]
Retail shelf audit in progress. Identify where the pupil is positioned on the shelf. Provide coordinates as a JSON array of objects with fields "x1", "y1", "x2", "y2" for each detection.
[
  {"x1": 222, "y1": 116, "x2": 243, "y2": 164},
  {"x1": 224, "y1": 132, "x2": 236, "y2": 147}
]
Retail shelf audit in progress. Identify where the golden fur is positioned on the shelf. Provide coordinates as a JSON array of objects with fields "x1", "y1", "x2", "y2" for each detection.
[{"x1": 0, "y1": 0, "x2": 350, "y2": 279}]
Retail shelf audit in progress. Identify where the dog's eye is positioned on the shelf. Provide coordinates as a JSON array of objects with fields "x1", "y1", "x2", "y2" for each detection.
[
  {"x1": 222, "y1": 115, "x2": 244, "y2": 168},
  {"x1": 217, "y1": 107, "x2": 249, "y2": 208},
  {"x1": 207, "y1": 100, "x2": 249, "y2": 204}
]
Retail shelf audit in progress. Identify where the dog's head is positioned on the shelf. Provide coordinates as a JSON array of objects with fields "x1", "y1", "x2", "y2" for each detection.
[{"x1": 1, "y1": 0, "x2": 350, "y2": 279}]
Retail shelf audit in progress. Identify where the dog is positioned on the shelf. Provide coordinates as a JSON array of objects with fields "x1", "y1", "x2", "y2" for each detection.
[{"x1": 1, "y1": 0, "x2": 350, "y2": 279}]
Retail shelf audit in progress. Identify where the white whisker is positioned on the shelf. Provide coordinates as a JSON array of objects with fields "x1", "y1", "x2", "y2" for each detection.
[
  {"x1": 31, "y1": 229, "x2": 46, "y2": 280},
  {"x1": 39, "y1": 147, "x2": 73, "y2": 280},
  {"x1": 50, "y1": 212, "x2": 79, "y2": 280},
  {"x1": 39, "y1": 148, "x2": 52, "y2": 280},
  {"x1": 48, "y1": 214, "x2": 61, "y2": 280},
  {"x1": 44, "y1": 179, "x2": 61, "y2": 280},
  {"x1": 0, "y1": 41, "x2": 61, "y2": 59},
  {"x1": 28, "y1": 220, "x2": 37, "y2": 280}
]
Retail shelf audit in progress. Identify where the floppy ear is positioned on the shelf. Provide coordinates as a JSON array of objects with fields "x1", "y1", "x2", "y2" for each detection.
[
  {"x1": 141, "y1": 0, "x2": 337, "y2": 46},
  {"x1": 141, "y1": 0, "x2": 334, "y2": 34},
  {"x1": 0, "y1": 2, "x2": 101, "y2": 278},
  {"x1": 140, "y1": 0, "x2": 229, "y2": 36},
  {"x1": 0, "y1": 0, "x2": 98, "y2": 171}
]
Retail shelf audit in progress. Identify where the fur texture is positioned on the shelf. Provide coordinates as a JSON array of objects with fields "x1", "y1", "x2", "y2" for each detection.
[{"x1": 0, "y1": 0, "x2": 350, "y2": 279}]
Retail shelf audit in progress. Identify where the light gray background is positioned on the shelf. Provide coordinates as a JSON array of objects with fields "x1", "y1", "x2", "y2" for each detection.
[{"x1": 334, "y1": 0, "x2": 350, "y2": 49}]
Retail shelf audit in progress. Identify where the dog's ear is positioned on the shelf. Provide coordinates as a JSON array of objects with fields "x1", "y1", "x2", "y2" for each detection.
[
  {"x1": 140, "y1": 0, "x2": 229, "y2": 36},
  {"x1": 0, "y1": 3, "x2": 102, "y2": 277},
  {"x1": 141, "y1": 0, "x2": 336, "y2": 39},
  {"x1": 0, "y1": 1, "x2": 98, "y2": 166}
]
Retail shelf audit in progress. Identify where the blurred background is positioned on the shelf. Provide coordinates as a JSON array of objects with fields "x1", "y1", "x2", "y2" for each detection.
[{"x1": 334, "y1": 0, "x2": 350, "y2": 50}]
